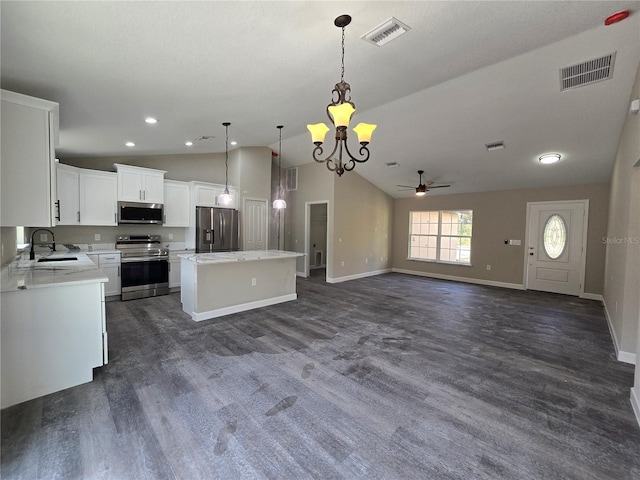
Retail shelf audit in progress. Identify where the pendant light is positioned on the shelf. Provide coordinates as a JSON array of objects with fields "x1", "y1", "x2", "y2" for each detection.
[
  {"x1": 218, "y1": 122, "x2": 233, "y2": 206},
  {"x1": 273, "y1": 125, "x2": 287, "y2": 209}
]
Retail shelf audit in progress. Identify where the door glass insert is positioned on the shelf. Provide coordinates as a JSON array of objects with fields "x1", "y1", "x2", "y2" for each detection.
[{"x1": 543, "y1": 214, "x2": 567, "y2": 259}]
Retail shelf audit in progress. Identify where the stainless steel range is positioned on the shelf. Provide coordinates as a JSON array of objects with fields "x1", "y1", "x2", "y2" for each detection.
[{"x1": 116, "y1": 235, "x2": 169, "y2": 301}]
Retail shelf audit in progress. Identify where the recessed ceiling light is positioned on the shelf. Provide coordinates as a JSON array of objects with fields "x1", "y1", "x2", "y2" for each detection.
[
  {"x1": 539, "y1": 153, "x2": 561, "y2": 164},
  {"x1": 125, "y1": 141, "x2": 135, "y2": 147},
  {"x1": 145, "y1": 117, "x2": 157, "y2": 124},
  {"x1": 185, "y1": 141, "x2": 193, "y2": 146},
  {"x1": 230, "y1": 141, "x2": 237, "y2": 146}
]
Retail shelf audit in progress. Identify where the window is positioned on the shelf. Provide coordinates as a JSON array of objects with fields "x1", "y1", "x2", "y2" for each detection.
[{"x1": 409, "y1": 210, "x2": 473, "y2": 264}]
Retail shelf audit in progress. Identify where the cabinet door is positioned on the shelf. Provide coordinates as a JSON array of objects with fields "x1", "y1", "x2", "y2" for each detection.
[
  {"x1": 56, "y1": 165, "x2": 80, "y2": 225},
  {"x1": 169, "y1": 257, "x2": 181, "y2": 288},
  {"x1": 118, "y1": 169, "x2": 143, "y2": 201},
  {"x1": 101, "y1": 263, "x2": 121, "y2": 296},
  {"x1": 80, "y1": 171, "x2": 117, "y2": 225},
  {"x1": 142, "y1": 171, "x2": 165, "y2": 203},
  {"x1": 164, "y1": 180, "x2": 190, "y2": 227},
  {"x1": 193, "y1": 184, "x2": 218, "y2": 206},
  {"x1": 1, "y1": 95, "x2": 57, "y2": 227}
]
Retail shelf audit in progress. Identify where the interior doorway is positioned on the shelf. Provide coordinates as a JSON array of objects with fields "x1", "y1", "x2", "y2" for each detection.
[
  {"x1": 243, "y1": 198, "x2": 268, "y2": 251},
  {"x1": 305, "y1": 201, "x2": 328, "y2": 280},
  {"x1": 525, "y1": 200, "x2": 588, "y2": 296}
]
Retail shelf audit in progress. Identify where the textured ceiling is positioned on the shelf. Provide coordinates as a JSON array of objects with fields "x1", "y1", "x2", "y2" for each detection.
[{"x1": 1, "y1": 1, "x2": 639, "y2": 197}]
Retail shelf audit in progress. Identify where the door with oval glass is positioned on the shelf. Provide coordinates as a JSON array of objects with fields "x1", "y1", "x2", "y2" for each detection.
[{"x1": 526, "y1": 200, "x2": 588, "y2": 296}]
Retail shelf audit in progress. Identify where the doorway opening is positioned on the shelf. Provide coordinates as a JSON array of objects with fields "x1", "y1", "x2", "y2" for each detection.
[{"x1": 305, "y1": 201, "x2": 328, "y2": 281}]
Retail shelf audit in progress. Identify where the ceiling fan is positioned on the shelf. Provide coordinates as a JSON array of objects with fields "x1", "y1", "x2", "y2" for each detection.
[{"x1": 397, "y1": 170, "x2": 451, "y2": 196}]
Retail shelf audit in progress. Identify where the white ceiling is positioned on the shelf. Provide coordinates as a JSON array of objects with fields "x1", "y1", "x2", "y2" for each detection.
[{"x1": 2, "y1": 1, "x2": 639, "y2": 198}]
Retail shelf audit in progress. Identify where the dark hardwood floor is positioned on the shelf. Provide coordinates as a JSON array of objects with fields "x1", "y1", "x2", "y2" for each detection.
[{"x1": 2, "y1": 273, "x2": 639, "y2": 479}]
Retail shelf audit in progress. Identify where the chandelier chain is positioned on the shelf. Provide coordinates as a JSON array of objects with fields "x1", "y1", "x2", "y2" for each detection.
[
  {"x1": 340, "y1": 26, "x2": 345, "y2": 83},
  {"x1": 224, "y1": 123, "x2": 229, "y2": 189}
]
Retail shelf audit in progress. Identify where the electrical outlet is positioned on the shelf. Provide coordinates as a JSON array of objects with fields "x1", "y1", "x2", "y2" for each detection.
[
  {"x1": 40, "y1": 233, "x2": 48, "y2": 242},
  {"x1": 168, "y1": 233, "x2": 173, "y2": 240},
  {"x1": 365, "y1": 258, "x2": 368, "y2": 264},
  {"x1": 341, "y1": 261, "x2": 345, "y2": 267},
  {"x1": 251, "y1": 278, "x2": 257, "y2": 286},
  {"x1": 94, "y1": 233, "x2": 101, "y2": 241},
  {"x1": 486, "y1": 265, "x2": 491, "y2": 270}
]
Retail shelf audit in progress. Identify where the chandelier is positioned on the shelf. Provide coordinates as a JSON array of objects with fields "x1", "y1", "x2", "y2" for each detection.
[
  {"x1": 307, "y1": 14, "x2": 377, "y2": 176},
  {"x1": 218, "y1": 122, "x2": 233, "y2": 206},
  {"x1": 273, "y1": 125, "x2": 286, "y2": 209}
]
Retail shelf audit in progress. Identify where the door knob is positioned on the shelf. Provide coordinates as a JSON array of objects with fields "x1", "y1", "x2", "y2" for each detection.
[{"x1": 529, "y1": 252, "x2": 534, "y2": 256}]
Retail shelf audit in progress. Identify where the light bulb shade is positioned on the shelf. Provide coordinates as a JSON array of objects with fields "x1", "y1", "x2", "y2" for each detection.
[
  {"x1": 307, "y1": 123, "x2": 330, "y2": 144},
  {"x1": 353, "y1": 123, "x2": 377, "y2": 144},
  {"x1": 328, "y1": 103, "x2": 355, "y2": 128},
  {"x1": 218, "y1": 190, "x2": 233, "y2": 206},
  {"x1": 539, "y1": 153, "x2": 561, "y2": 164},
  {"x1": 273, "y1": 198, "x2": 287, "y2": 209},
  {"x1": 415, "y1": 191, "x2": 426, "y2": 197}
]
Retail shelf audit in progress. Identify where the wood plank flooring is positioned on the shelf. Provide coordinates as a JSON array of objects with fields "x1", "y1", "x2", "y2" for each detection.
[{"x1": 2, "y1": 273, "x2": 640, "y2": 479}]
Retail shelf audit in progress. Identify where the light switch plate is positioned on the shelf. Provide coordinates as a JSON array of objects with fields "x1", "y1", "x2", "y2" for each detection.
[
  {"x1": 94, "y1": 234, "x2": 101, "y2": 241},
  {"x1": 509, "y1": 239, "x2": 521, "y2": 245}
]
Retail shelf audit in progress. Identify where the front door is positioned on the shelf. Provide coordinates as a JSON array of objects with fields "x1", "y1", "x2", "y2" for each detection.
[
  {"x1": 526, "y1": 201, "x2": 588, "y2": 296},
  {"x1": 244, "y1": 199, "x2": 267, "y2": 251}
]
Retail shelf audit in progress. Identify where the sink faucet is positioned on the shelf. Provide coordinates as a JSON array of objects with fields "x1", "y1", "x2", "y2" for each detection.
[{"x1": 29, "y1": 228, "x2": 56, "y2": 260}]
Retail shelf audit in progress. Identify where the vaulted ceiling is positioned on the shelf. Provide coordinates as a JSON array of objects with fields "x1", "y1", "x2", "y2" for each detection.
[{"x1": 2, "y1": 1, "x2": 639, "y2": 197}]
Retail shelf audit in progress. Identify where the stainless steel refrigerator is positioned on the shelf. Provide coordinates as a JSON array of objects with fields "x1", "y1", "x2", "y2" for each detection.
[{"x1": 195, "y1": 207, "x2": 239, "y2": 253}]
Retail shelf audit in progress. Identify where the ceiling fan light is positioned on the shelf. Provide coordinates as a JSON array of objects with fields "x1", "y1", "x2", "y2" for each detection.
[
  {"x1": 328, "y1": 103, "x2": 355, "y2": 128},
  {"x1": 415, "y1": 190, "x2": 426, "y2": 196},
  {"x1": 307, "y1": 123, "x2": 330, "y2": 144},
  {"x1": 353, "y1": 122, "x2": 377, "y2": 144}
]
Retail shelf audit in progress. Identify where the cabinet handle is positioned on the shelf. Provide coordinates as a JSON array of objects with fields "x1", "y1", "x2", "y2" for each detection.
[
  {"x1": 139, "y1": 189, "x2": 142, "y2": 200},
  {"x1": 78, "y1": 211, "x2": 81, "y2": 223},
  {"x1": 117, "y1": 266, "x2": 120, "y2": 276},
  {"x1": 114, "y1": 212, "x2": 117, "y2": 223},
  {"x1": 55, "y1": 200, "x2": 61, "y2": 221}
]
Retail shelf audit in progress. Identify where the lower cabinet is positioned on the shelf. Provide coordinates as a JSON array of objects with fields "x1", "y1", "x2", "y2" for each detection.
[
  {"x1": 169, "y1": 250, "x2": 193, "y2": 289},
  {"x1": 88, "y1": 253, "x2": 121, "y2": 297}
]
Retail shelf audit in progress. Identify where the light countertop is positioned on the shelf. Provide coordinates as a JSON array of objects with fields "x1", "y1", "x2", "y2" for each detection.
[
  {"x1": 1, "y1": 251, "x2": 108, "y2": 293},
  {"x1": 178, "y1": 250, "x2": 304, "y2": 264}
]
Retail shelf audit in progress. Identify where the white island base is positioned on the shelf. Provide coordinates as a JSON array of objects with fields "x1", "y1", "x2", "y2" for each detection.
[{"x1": 179, "y1": 250, "x2": 304, "y2": 321}]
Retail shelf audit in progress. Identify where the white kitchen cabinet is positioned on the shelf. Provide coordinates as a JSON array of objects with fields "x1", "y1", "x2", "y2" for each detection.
[
  {"x1": 56, "y1": 163, "x2": 80, "y2": 225},
  {"x1": 114, "y1": 164, "x2": 166, "y2": 203},
  {"x1": 163, "y1": 180, "x2": 190, "y2": 227},
  {"x1": 169, "y1": 249, "x2": 194, "y2": 289},
  {"x1": 87, "y1": 252, "x2": 121, "y2": 297},
  {"x1": 80, "y1": 170, "x2": 118, "y2": 226},
  {"x1": 190, "y1": 181, "x2": 237, "y2": 209},
  {"x1": 1, "y1": 90, "x2": 59, "y2": 227}
]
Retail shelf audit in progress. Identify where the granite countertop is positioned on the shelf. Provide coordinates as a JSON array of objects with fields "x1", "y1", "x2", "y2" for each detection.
[
  {"x1": 178, "y1": 250, "x2": 304, "y2": 264},
  {"x1": 1, "y1": 251, "x2": 108, "y2": 293}
]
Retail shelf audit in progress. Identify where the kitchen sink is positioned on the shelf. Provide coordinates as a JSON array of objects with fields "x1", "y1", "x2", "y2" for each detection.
[{"x1": 37, "y1": 256, "x2": 78, "y2": 262}]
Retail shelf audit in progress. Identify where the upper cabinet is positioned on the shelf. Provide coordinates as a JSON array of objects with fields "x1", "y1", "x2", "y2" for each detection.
[
  {"x1": 190, "y1": 181, "x2": 238, "y2": 209},
  {"x1": 1, "y1": 90, "x2": 59, "y2": 227},
  {"x1": 163, "y1": 180, "x2": 190, "y2": 227},
  {"x1": 114, "y1": 164, "x2": 166, "y2": 203},
  {"x1": 56, "y1": 163, "x2": 117, "y2": 226}
]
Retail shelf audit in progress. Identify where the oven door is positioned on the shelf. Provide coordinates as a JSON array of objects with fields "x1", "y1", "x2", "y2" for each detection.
[{"x1": 120, "y1": 257, "x2": 169, "y2": 300}]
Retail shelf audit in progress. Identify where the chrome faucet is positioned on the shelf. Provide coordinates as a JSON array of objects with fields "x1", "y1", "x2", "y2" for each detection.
[{"x1": 29, "y1": 228, "x2": 56, "y2": 260}]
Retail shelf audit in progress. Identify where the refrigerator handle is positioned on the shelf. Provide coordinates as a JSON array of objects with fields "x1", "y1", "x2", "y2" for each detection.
[{"x1": 219, "y1": 211, "x2": 225, "y2": 246}]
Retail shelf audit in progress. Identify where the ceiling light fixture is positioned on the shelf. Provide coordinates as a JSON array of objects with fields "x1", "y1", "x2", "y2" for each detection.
[
  {"x1": 145, "y1": 117, "x2": 158, "y2": 124},
  {"x1": 185, "y1": 141, "x2": 193, "y2": 146},
  {"x1": 539, "y1": 153, "x2": 561, "y2": 164},
  {"x1": 273, "y1": 125, "x2": 287, "y2": 210},
  {"x1": 218, "y1": 122, "x2": 233, "y2": 206},
  {"x1": 307, "y1": 14, "x2": 377, "y2": 177},
  {"x1": 125, "y1": 141, "x2": 135, "y2": 147}
]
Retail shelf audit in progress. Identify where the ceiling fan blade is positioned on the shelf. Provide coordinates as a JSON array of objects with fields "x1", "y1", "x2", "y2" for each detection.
[
  {"x1": 397, "y1": 188, "x2": 414, "y2": 191},
  {"x1": 396, "y1": 184, "x2": 415, "y2": 188},
  {"x1": 427, "y1": 185, "x2": 451, "y2": 189}
]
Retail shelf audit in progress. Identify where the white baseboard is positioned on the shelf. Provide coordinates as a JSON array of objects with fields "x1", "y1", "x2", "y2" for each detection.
[
  {"x1": 631, "y1": 388, "x2": 640, "y2": 428},
  {"x1": 327, "y1": 268, "x2": 392, "y2": 284},
  {"x1": 189, "y1": 294, "x2": 298, "y2": 321},
  {"x1": 391, "y1": 268, "x2": 525, "y2": 291},
  {"x1": 602, "y1": 299, "x2": 637, "y2": 365},
  {"x1": 296, "y1": 271, "x2": 306, "y2": 278},
  {"x1": 581, "y1": 292, "x2": 603, "y2": 301}
]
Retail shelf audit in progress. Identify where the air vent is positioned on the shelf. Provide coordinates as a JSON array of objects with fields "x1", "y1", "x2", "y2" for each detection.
[
  {"x1": 361, "y1": 17, "x2": 411, "y2": 47},
  {"x1": 196, "y1": 135, "x2": 215, "y2": 141},
  {"x1": 560, "y1": 53, "x2": 616, "y2": 91},
  {"x1": 286, "y1": 167, "x2": 298, "y2": 191},
  {"x1": 485, "y1": 141, "x2": 505, "y2": 151},
  {"x1": 385, "y1": 161, "x2": 399, "y2": 168}
]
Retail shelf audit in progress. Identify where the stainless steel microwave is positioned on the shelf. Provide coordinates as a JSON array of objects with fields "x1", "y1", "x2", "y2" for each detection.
[{"x1": 117, "y1": 201, "x2": 164, "y2": 225}]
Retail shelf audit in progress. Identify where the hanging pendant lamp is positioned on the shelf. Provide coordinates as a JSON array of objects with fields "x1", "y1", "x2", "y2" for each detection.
[
  {"x1": 307, "y1": 14, "x2": 377, "y2": 176},
  {"x1": 218, "y1": 122, "x2": 233, "y2": 206},
  {"x1": 273, "y1": 125, "x2": 287, "y2": 209}
]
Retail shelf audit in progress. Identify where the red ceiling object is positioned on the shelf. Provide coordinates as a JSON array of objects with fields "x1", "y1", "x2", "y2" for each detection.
[{"x1": 604, "y1": 10, "x2": 630, "y2": 25}]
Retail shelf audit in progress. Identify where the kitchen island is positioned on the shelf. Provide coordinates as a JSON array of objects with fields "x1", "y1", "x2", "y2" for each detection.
[
  {"x1": 179, "y1": 250, "x2": 304, "y2": 321},
  {"x1": 0, "y1": 251, "x2": 109, "y2": 408}
]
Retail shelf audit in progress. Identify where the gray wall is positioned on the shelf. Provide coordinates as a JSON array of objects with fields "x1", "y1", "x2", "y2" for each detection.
[
  {"x1": 392, "y1": 183, "x2": 610, "y2": 295},
  {"x1": 604, "y1": 60, "x2": 640, "y2": 363}
]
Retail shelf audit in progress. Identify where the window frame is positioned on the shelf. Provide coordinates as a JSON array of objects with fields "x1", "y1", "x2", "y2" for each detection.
[{"x1": 407, "y1": 209, "x2": 473, "y2": 266}]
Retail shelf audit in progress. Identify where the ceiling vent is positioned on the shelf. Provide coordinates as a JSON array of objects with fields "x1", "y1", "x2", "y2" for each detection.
[
  {"x1": 560, "y1": 53, "x2": 616, "y2": 91},
  {"x1": 196, "y1": 135, "x2": 215, "y2": 141},
  {"x1": 385, "y1": 161, "x2": 399, "y2": 168},
  {"x1": 485, "y1": 141, "x2": 505, "y2": 151},
  {"x1": 361, "y1": 17, "x2": 411, "y2": 47}
]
